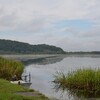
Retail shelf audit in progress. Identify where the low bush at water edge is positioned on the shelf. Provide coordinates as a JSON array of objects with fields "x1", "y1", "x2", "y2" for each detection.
[{"x1": 53, "y1": 68, "x2": 100, "y2": 97}]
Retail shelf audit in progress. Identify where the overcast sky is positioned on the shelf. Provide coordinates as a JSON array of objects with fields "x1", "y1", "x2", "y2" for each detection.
[{"x1": 0, "y1": 0, "x2": 100, "y2": 51}]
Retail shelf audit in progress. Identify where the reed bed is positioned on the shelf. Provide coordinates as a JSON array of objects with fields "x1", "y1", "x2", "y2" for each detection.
[
  {"x1": 0, "y1": 57, "x2": 24, "y2": 80},
  {"x1": 53, "y1": 69, "x2": 100, "y2": 95}
]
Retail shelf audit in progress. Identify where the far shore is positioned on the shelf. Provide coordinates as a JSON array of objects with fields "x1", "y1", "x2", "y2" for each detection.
[
  {"x1": 0, "y1": 54, "x2": 66, "y2": 60},
  {"x1": 1, "y1": 54, "x2": 100, "y2": 61}
]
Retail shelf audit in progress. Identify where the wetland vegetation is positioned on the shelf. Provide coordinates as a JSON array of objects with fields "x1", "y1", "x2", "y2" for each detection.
[
  {"x1": 53, "y1": 68, "x2": 100, "y2": 98},
  {"x1": 0, "y1": 57, "x2": 24, "y2": 80}
]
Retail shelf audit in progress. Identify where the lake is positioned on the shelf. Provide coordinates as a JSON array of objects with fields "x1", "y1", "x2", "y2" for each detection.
[{"x1": 22, "y1": 55, "x2": 100, "y2": 100}]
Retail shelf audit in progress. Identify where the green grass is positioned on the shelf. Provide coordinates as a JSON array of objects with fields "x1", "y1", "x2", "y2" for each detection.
[
  {"x1": 53, "y1": 68, "x2": 100, "y2": 98},
  {"x1": 0, "y1": 57, "x2": 24, "y2": 80},
  {"x1": 0, "y1": 93, "x2": 49, "y2": 100},
  {"x1": 0, "y1": 79, "x2": 28, "y2": 92},
  {"x1": 0, "y1": 79, "x2": 50, "y2": 100}
]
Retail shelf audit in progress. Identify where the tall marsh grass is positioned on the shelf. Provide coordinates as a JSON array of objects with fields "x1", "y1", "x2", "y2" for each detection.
[
  {"x1": 53, "y1": 69, "x2": 100, "y2": 97},
  {"x1": 0, "y1": 57, "x2": 24, "y2": 80}
]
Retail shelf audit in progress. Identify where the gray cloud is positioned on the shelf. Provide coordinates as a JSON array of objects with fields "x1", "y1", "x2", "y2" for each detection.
[
  {"x1": 0, "y1": 0, "x2": 100, "y2": 51},
  {"x1": 0, "y1": 0, "x2": 100, "y2": 32}
]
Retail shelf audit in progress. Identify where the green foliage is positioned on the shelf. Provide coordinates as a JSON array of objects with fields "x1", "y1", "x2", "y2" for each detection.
[
  {"x1": 0, "y1": 39, "x2": 65, "y2": 54},
  {"x1": 53, "y1": 69, "x2": 100, "y2": 97},
  {"x1": 0, "y1": 57, "x2": 24, "y2": 80}
]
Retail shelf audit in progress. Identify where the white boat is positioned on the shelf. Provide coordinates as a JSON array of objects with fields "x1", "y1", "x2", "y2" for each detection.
[
  {"x1": 11, "y1": 73, "x2": 32, "y2": 87},
  {"x1": 11, "y1": 80, "x2": 32, "y2": 87}
]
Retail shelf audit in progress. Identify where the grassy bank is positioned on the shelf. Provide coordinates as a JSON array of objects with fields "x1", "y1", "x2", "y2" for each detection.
[
  {"x1": 0, "y1": 79, "x2": 49, "y2": 100},
  {"x1": 53, "y1": 69, "x2": 100, "y2": 97},
  {"x1": 0, "y1": 57, "x2": 50, "y2": 100}
]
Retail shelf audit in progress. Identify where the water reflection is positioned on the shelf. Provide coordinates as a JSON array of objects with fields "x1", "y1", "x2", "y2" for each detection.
[
  {"x1": 53, "y1": 85, "x2": 100, "y2": 100},
  {"x1": 21, "y1": 56, "x2": 64, "y2": 65}
]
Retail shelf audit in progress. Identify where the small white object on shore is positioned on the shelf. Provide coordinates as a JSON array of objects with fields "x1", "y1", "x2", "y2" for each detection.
[{"x1": 11, "y1": 80, "x2": 32, "y2": 87}]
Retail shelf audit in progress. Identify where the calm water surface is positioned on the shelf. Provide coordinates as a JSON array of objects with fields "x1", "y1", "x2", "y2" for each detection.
[{"x1": 23, "y1": 55, "x2": 100, "y2": 100}]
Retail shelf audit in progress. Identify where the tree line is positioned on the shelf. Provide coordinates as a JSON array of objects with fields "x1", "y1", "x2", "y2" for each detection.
[{"x1": 0, "y1": 39, "x2": 65, "y2": 54}]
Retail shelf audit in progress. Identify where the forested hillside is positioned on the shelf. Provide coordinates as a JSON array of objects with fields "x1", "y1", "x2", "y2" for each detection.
[{"x1": 0, "y1": 39, "x2": 65, "y2": 54}]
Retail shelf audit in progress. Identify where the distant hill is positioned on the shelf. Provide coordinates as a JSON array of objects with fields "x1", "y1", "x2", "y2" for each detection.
[{"x1": 0, "y1": 39, "x2": 65, "y2": 54}]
